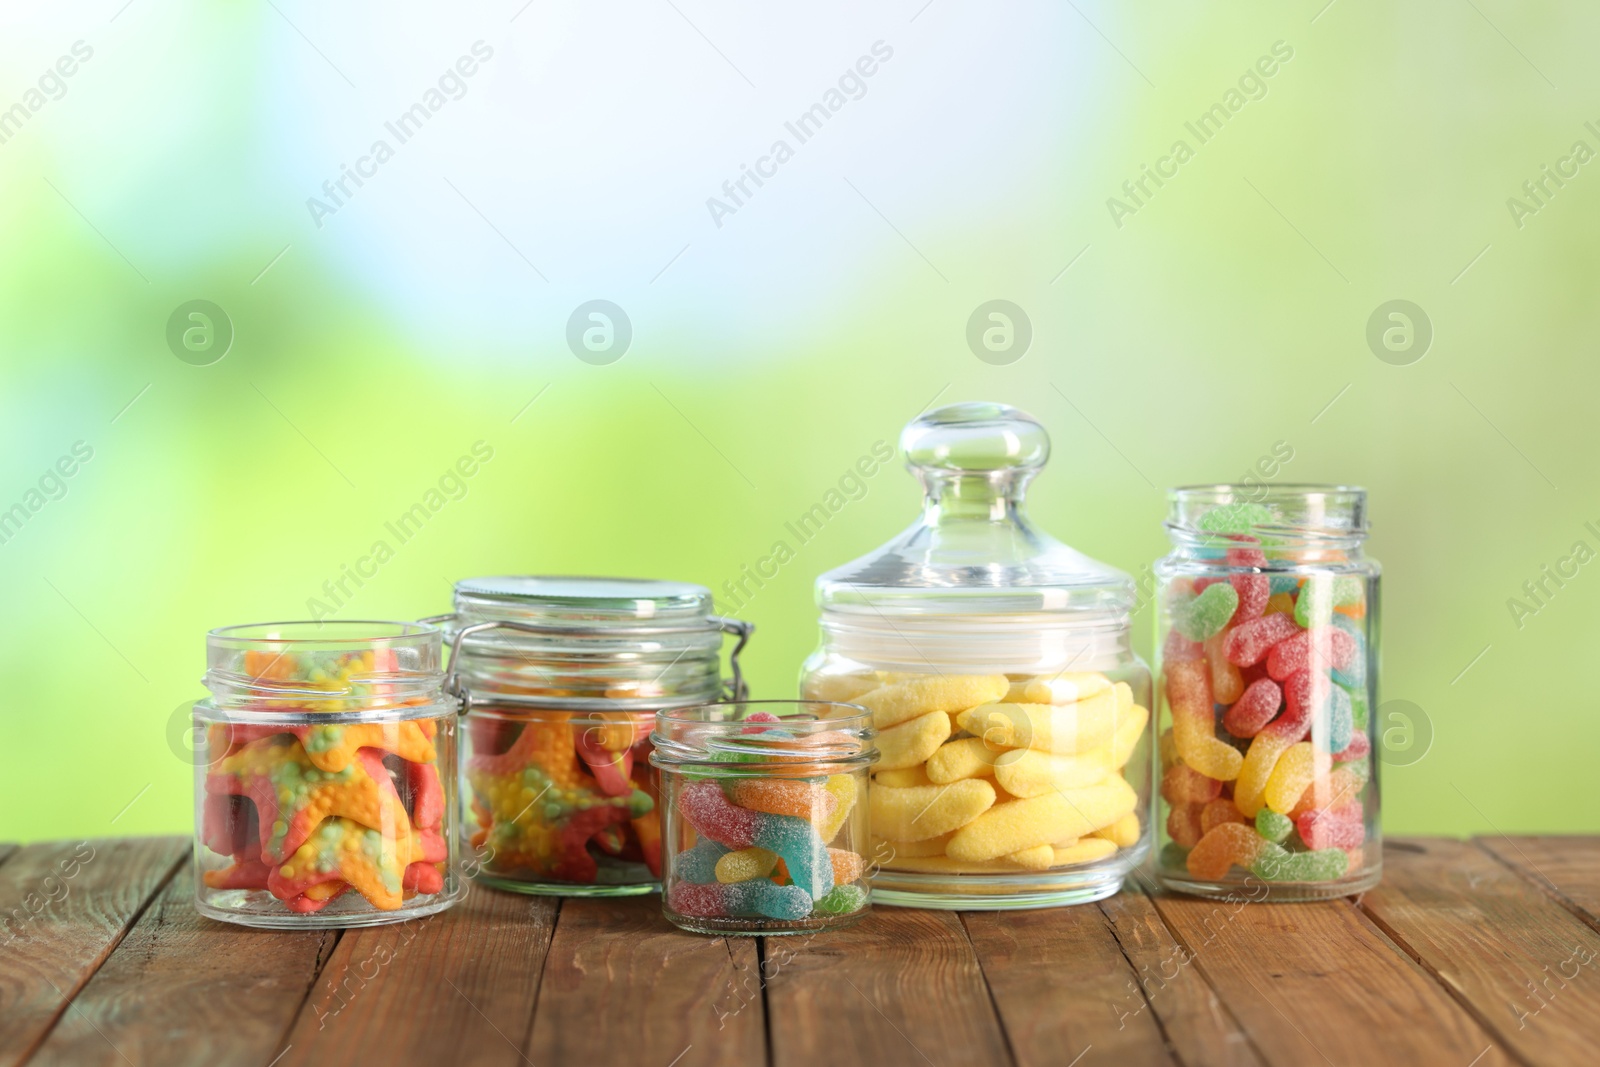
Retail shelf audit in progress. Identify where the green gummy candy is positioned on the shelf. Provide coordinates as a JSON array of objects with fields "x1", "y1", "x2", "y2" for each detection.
[
  {"x1": 1251, "y1": 843, "x2": 1350, "y2": 882},
  {"x1": 812, "y1": 882, "x2": 868, "y2": 916},
  {"x1": 1198, "y1": 503, "x2": 1274, "y2": 535},
  {"x1": 1255, "y1": 810, "x2": 1293, "y2": 844},
  {"x1": 1346, "y1": 686, "x2": 1370, "y2": 733},
  {"x1": 1294, "y1": 576, "x2": 1334, "y2": 628},
  {"x1": 1173, "y1": 583, "x2": 1239, "y2": 640},
  {"x1": 1159, "y1": 842, "x2": 1191, "y2": 870},
  {"x1": 1332, "y1": 575, "x2": 1364, "y2": 606}
]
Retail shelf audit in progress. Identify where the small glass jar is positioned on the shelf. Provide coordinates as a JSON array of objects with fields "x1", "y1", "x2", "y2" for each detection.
[
  {"x1": 1152, "y1": 485, "x2": 1380, "y2": 901},
  {"x1": 193, "y1": 621, "x2": 461, "y2": 928},
  {"x1": 801, "y1": 403, "x2": 1153, "y2": 910},
  {"x1": 432, "y1": 576, "x2": 752, "y2": 897},
  {"x1": 652, "y1": 701, "x2": 876, "y2": 935}
]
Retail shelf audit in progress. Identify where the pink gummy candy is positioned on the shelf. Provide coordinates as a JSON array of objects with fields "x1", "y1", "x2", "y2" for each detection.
[
  {"x1": 1334, "y1": 731, "x2": 1371, "y2": 762},
  {"x1": 1296, "y1": 803, "x2": 1365, "y2": 850},
  {"x1": 1265, "y1": 628, "x2": 1356, "y2": 681},
  {"x1": 1225, "y1": 543, "x2": 1268, "y2": 568},
  {"x1": 1229, "y1": 574, "x2": 1270, "y2": 626},
  {"x1": 667, "y1": 881, "x2": 728, "y2": 918},
  {"x1": 1224, "y1": 613, "x2": 1300, "y2": 668},
  {"x1": 1222, "y1": 678, "x2": 1282, "y2": 738},
  {"x1": 1275, "y1": 670, "x2": 1323, "y2": 742},
  {"x1": 677, "y1": 779, "x2": 759, "y2": 849},
  {"x1": 740, "y1": 711, "x2": 782, "y2": 734}
]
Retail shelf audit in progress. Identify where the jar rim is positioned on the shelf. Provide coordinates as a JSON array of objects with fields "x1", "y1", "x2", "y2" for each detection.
[
  {"x1": 650, "y1": 700, "x2": 877, "y2": 770},
  {"x1": 1166, "y1": 483, "x2": 1368, "y2": 544},
  {"x1": 207, "y1": 620, "x2": 439, "y2": 645}
]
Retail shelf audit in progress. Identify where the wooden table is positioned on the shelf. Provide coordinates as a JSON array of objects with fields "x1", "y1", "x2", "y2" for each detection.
[{"x1": 2, "y1": 837, "x2": 1597, "y2": 1067}]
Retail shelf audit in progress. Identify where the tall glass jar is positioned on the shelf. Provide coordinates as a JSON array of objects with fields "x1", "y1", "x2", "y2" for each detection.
[
  {"x1": 431, "y1": 576, "x2": 752, "y2": 896},
  {"x1": 193, "y1": 621, "x2": 460, "y2": 928},
  {"x1": 801, "y1": 402, "x2": 1152, "y2": 910},
  {"x1": 652, "y1": 700, "x2": 876, "y2": 935},
  {"x1": 1152, "y1": 485, "x2": 1380, "y2": 900}
]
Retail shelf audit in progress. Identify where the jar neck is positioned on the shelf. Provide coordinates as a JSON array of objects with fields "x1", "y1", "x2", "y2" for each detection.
[
  {"x1": 820, "y1": 609, "x2": 1132, "y2": 674},
  {"x1": 1163, "y1": 525, "x2": 1369, "y2": 564},
  {"x1": 649, "y1": 701, "x2": 876, "y2": 771},
  {"x1": 918, "y1": 469, "x2": 1033, "y2": 523}
]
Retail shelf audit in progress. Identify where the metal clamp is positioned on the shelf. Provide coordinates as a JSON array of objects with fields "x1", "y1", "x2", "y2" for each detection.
[{"x1": 713, "y1": 615, "x2": 754, "y2": 701}]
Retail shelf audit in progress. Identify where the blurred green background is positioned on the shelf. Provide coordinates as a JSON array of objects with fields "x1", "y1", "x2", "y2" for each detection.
[{"x1": 2, "y1": 1, "x2": 1595, "y2": 842}]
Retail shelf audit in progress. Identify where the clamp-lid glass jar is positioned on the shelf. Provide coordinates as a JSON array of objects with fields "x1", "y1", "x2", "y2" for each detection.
[
  {"x1": 434, "y1": 576, "x2": 753, "y2": 896},
  {"x1": 651, "y1": 700, "x2": 877, "y2": 935},
  {"x1": 193, "y1": 620, "x2": 460, "y2": 928},
  {"x1": 800, "y1": 402, "x2": 1152, "y2": 909},
  {"x1": 1152, "y1": 485, "x2": 1381, "y2": 900}
]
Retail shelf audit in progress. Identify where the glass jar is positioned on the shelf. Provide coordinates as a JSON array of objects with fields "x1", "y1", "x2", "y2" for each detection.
[
  {"x1": 193, "y1": 621, "x2": 460, "y2": 928},
  {"x1": 431, "y1": 576, "x2": 753, "y2": 897},
  {"x1": 800, "y1": 402, "x2": 1153, "y2": 910},
  {"x1": 1152, "y1": 485, "x2": 1380, "y2": 900},
  {"x1": 651, "y1": 700, "x2": 876, "y2": 935}
]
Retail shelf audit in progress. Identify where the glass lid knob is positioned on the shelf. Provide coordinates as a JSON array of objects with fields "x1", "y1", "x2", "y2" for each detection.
[{"x1": 902, "y1": 402, "x2": 1049, "y2": 476}]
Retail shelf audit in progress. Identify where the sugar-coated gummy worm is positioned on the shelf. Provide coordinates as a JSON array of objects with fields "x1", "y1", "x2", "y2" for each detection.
[
  {"x1": 1166, "y1": 659, "x2": 1243, "y2": 781},
  {"x1": 946, "y1": 774, "x2": 1138, "y2": 862},
  {"x1": 869, "y1": 779, "x2": 996, "y2": 841},
  {"x1": 856, "y1": 674, "x2": 1010, "y2": 730},
  {"x1": 925, "y1": 737, "x2": 1001, "y2": 783},
  {"x1": 1185, "y1": 822, "x2": 1269, "y2": 881},
  {"x1": 1092, "y1": 812, "x2": 1142, "y2": 848},
  {"x1": 875, "y1": 709, "x2": 954, "y2": 770},
  {"x1": 957, "y1": 683, "x2": 1129, "y2": 756},
  {"x1": 1010, "y1": 673, "x2": 1112, "y2": 705}
]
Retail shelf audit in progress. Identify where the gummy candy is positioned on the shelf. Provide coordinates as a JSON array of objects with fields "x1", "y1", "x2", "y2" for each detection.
[
  {"x1": 876, "y1": 709, "x2": 953, "y2": 769},
  {"x1": 1262, "y1": 591, "x2": 1296, "y2": 616},
  {"x1": 947, "y1": 775, "x2": 1137, "y2": 862},
  {"x1": 1255, "y1": 809, "x2": 1293, "y2": 843},
  {"x1": 1268, "y1": 574, "x2": 1300, "y2": 595},
  {"x1": 1223, "y1": 613, "x2": 1300, "y2": 667},
  {"x1": 716, "y1": 847, "x2": 780, "y2": 883},
  {"x1": 1204, "y1": 633, "x2": 1244, "y2": 704},
  {"x1": 1221, "y1": 678, "x2": 1281, "y2": 738},
  {"x1": 926, "y1": 738, "x2": 1000, "y2": 783},
  {"x1": 1296, "y1": 803, "x2": 1365, "y2": 851},
  {"x1": 728, "y1": 779, "x2": 838, "y2": 824},
  {"x1": 1228, "y1": 574, "x2": 1271, "y2": 626},
  {"x1": 1263, "y1": 742, "x2": 1329, "y2": 814},
  {"x1": 677, "y1": 779, "x2": 833, "y2": 898},
  {"x1": 676, "y1": 839, "x2": 729, "y2": 884},
  {"x1": 1294, "y1": 576, "x2": 1334, "y2": 629},
  {"x1": 1173, "y1": 583, "x2": 1239, "y2": 640},
  {"x1": 812, "y1": 883, "x2": 868, "y2": 915},
  {"x1": 1199, "y1": 797, "x2": 1248, "y2": 834},
  {"x1": 1186, "y1": 822, "x2": 1269, "y2": 880},
  {"x1": 1251, "y1": 842, "x2": 1349, "y2": 882},
  {"x1": 869, "y1": 779, "x2": 996, "y2": 841},
  {"x1": 1198, "y1": 502, "x2": 1273, "y2": 534},
  {"x1": 1265, "y1": 628, "x2": 1357, "y2": 681},
  {"x1": 1161, "y1": 763, "x2": 1222, "y2": 805},
  {"x1": 1166, "y1": 659, "x2": 1243, "y2": 781},
  {"x1": 858, "y1": 674, "x2": 1009, "y2": 730},
  {"x1": 957, "y1": 683, "x2": 1128, "y2": 755},
  {"x1": 667, "y1": 878, "x2": 813, "y2": 921},
  {"x1": 815, "y1": 774, "x2": 858, "y2": 843}
]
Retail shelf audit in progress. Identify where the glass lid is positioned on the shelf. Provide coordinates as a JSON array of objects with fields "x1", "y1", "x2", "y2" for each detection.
[
  {"x1": 815, "y1": 402, "x2": 1135, "y2": 619},
  {"x1": 454, "y1": 576, "x2": 715, "y2": 627}
]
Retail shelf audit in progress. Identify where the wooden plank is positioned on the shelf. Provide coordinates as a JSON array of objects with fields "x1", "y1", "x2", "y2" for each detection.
[
  {"x1": 525, "y1": 896, "x2": 766, "y2": 1067},
  {"x1": 1479, "y1": 836, "x2": 1600, "y2": 934},
  {"x1": 0, "y1": 846, "x2": 17, "y2": 870},
  {"x1": 275, "y1": 881, "x2": 558, "y2": 1067},
  {"x1": 1150, "y1": 886, "x2": 1518, "y2": 1067},
  {"x1": 1098, "y1": 883, "x2": 1267, "y2": 1067},
  {"x1": 1360, "y1": 838, "x2": 1600, "y2": 1067},
  {"x1": 765, "y1": 907, "x2": 1013, "y2": 1067},
  {"x1": 0, "y1": 837, "x2": 186, "y2": 1067},
  {"x1": 26, "y1": 860, "x2": 334, "y2": 1067},
  {"x1": 962, "y1": 901, "x2": 1174, "y2": 1067}
]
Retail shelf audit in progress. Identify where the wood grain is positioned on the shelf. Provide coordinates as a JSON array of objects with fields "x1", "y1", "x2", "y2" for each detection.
[
  {"x1": 25, "y1": 860, "x2": 333, "y2": 1067},
  {"x1": 962, "y1": 898, "x2": 1173, "y2": 1067},
  {"x1": 1151, "y1": 888, "x2": 1518, "y2": 1067},
  {"x1": 0, "y1": 837, "x2": 185, "y2": 1067},
  {"x1": 275, "y1": 881, "x2": 558, "y2": 1067},
  {"x1": 1099, "y1": 881, "x2": 1267, "y2": 1067},
  {"x1": 526, "y1": 896, "x2": 766, "y2": 1067},
  {"x1": 764, "y1": 907, "x2": 1013, "y2": 1067},
  {"x1": 1479, "y1": 836, "x2": 1600, "y2": 934},
  {"x1": 1361, "y1": 838, "x2": 1600, "y2": 1067}
]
